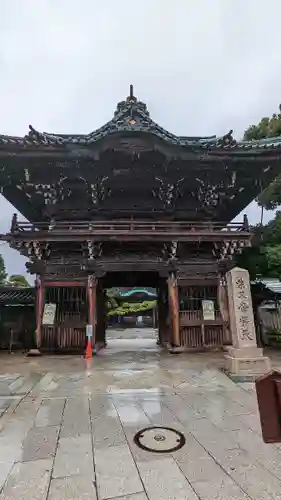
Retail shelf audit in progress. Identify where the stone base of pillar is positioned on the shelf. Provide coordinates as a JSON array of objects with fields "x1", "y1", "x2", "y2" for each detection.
[
  {"x1": 224, "y1": 346, "x2": 271, "y2": 380},
  {"x1": 26, "y1": 348, "x2": 42, "y2": 357},
  {"x1": 169, "y1": 346, "x2": 184, "y2": 354}
]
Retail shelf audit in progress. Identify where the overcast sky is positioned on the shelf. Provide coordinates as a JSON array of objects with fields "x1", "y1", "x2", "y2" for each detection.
[{"x1": 0, "y1": 0, "x2": 281, "y2": 279}]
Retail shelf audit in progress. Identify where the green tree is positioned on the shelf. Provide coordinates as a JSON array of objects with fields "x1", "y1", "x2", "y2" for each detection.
[
  {"x1": 106, "y1": 288, "x2": 121, "y2": 311},
  {"x1": 264, "y1": 245, "x2": 281, "y2": 278},
  {"x1": 0, "y1": 254, "x2": 7, "y2": 284},
  {"x1": 108, "y1": 300, "x2": 156, "y2": 316},
  {"x1": 244, "y1": 105, "x2": 281, "y2": 209},
  {"x1": 236, "y1": 211, "x2": 281, "y2": 280},
  {"x1": 7, "y1": 274, "x2": 29, "y2": 287}
]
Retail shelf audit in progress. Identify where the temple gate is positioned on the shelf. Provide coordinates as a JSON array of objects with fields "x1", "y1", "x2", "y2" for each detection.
[{"x1": 0, "y1": 86, "x2": 281, "y2": 355}]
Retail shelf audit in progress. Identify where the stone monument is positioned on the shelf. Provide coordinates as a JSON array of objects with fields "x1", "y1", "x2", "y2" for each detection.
[{"x1": 225, "y1": 267, "x2": 271, "y2": 378}]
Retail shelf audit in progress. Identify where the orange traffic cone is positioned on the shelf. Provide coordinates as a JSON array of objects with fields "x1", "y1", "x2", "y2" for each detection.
[{"x1": 85, "y1": 338, "x2": 93, "y2": 359}]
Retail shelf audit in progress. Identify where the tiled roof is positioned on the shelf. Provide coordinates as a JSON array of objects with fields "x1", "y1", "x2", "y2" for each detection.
[
  {"x1": 1, "y1": 86, "x2": 281, "y2": 151},
  {"x1": 120, "y1": 288, "x2": 157, "y2": 298},
  {"x1": 252, "y1": 278, "x2": 281, "y2": 295},
  {"x1": 0, "y1": 287, "x2": 34, "y2": 304}
]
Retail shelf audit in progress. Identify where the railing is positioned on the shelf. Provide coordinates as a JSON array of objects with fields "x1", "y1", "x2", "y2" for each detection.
[
  {"x1": 179, "y1": 309, "x2": 223, "y2": 325},
  {"x1": 10, "y1": 219, "x2": 249, "y2": 234},
  {"x1": 179, "y1": 309, "x2": 228, "y2": 348},
  {"x1": 41, "y1": 326, "x2": 86, "y2": 352}
]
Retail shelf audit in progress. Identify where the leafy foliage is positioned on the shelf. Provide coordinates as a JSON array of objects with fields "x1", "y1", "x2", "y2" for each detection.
[
  {"x1": 236, "y1": 211, "x2": 281, "y2": 280},
  {"x1": 244, "y1": 104, "x2": 281, "y2": 209},
  {"x1": 106, "y1": 288, "x2": 121, "y2": 311},
  {"x1": 106, "y1": 287, "x2": 121, "y2": 299},
  {"x1": 108, "y1": 300, "x2": 156, "y2": 317},
  {"x1": 0, "y1": 254, "x2": 7, "y2": 284},
  {"x1": 244, "y1": 107, "x2": 281, "y2": 141},
  {"x1": 105, "y1": 288, "x2": 156, "y2": 316},
  {"x1": 7, "y1": 274, "x2": 30, "y2": 288}
]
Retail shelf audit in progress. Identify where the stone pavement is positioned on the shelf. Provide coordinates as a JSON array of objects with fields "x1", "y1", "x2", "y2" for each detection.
[{"x1": 0, "y1": 328, "x2": 281, "y2": 499}]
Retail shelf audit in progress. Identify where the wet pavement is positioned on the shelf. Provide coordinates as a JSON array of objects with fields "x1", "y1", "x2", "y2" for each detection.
[{"x1": 0, "y1": 328, "x2": 281, "y2": 499}]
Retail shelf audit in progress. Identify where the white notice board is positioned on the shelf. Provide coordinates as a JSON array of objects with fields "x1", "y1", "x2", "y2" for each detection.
[
  {"x1": 42, "y1": 303, "x2": 57, "y2": 325},
  {"x1": 86, "y1": 324, "x2": 93, "y2": 338},
  {"x1": 202, "y1": 300, "x2": 215, "y2": 321}
]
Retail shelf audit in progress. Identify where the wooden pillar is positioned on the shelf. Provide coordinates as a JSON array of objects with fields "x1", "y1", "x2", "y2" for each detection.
[
  {"x1": 87, "y1": 275, "x2": 97, "y2": 347},
  {"x1": 96, "y1": 285, "x2": 106, "y2": 347},
  {"x1": 157, "y1": 280, "x2": 170, "y2": 347},
  {"x1": 101, "y1": 289, "x2": 107, "y2": 347},
  {"x1": 152, "y1": 306, "x2": 157, "y2": 329},
  {"x1": 28, "y1": 276, "x2": 44, "y2": 355},
  {"x1": 217, "y1": 276, "x2": 231, "y2": 345},
  {"x1": 157, "y1": 287, "x2": 166, "y2": 346},
  {"x1": 168, "y1": 272, "x2": 180, "y2": 347}
]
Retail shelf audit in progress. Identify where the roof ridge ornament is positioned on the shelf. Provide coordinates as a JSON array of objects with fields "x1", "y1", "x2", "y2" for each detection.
[
  {"x1": 217, "y1": 129, "x2": 237, "y2": 147},
  {"x1": 113, "y1": 85, "x2": 150, "y2": 120},
  {"x1": 126, "y1": 84, "x2": 137, "y2": 104}
]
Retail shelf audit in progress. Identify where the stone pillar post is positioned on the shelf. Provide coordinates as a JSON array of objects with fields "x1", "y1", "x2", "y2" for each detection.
[{"x1": 225, "y1": 267, "x2": 271, "y2": 378}]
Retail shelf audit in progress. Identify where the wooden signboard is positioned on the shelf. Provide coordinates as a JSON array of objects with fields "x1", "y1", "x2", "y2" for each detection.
[
  {"x1": 42, "y1": 303, "x2": 56, "y2": 326},
  {"x1": 86, "y1": 324, "x2": 93, "y2": 338},
  {"x1": 202, "y1": 300, "x2": 215, "y2": 321}
]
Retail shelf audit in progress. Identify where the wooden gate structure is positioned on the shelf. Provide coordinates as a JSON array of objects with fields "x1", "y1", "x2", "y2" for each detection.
[
  {"x1": 179, "y1": 281, "x2": 230, "y2": 350},
  {"x1": 1, "y1": 86, "x2": 281, "y2": 353}
]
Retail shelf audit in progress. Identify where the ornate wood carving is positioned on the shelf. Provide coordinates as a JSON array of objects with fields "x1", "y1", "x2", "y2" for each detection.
[
  {"x1": 44, "y1": 269, "x2": 86, "y2": 279},
  {"x1": 213, "y1": 239, "x2": 251, "y2": 261},
  {"x1": 161, "y1": 242, "x2": 178, "y2": 262},
  {"x1": 87, "y1": 241, "x2": 102, "y2": 260},
  {"x1": 196, "y1": 177, "x2": 220, "y2": 208},
  {"x1": 87, "y1": 176, "x2": 111, "y2": 205},
  {"x1": 19, "y1": 241, "x2": 50, "y2": 260},
  {"x1": 152, "y1": 177, "x2": 184, "y2": 208}
]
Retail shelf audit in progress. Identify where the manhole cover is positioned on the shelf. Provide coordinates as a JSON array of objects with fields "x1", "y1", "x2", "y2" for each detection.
[{"x1": 134, "y1": 426, "x2": 185, "y2": 453}]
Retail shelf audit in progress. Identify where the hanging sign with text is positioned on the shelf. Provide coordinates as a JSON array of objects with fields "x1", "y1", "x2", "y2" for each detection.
[
  {"x1": 42, "y1": 303, "x2": 57, "y2": 325},
  {"x1": 86, "y1": 324, "x2": 93, "y2": 338},
  {"x1": 202, "y1": 300, "x2": 215, "y2": 321}
]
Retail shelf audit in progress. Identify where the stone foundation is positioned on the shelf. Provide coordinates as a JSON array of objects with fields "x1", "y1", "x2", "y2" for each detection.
[
  {"x1": 224, "y1": 267, "x2": 271, "y2": 379},
  {"x1": 224, "y1": 346, "x2": 271, "y2": 378}
]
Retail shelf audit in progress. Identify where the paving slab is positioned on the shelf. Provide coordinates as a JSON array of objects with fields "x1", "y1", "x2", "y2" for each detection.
[
  {"x1": 52, "y1": 435, "x2": 94, "y2": 479},
  {"x1": 0, "y1": 383, "x2": 11, "y2": 396},
  {"x1": 0, "y1": 462, "x2": 14, "y2": 491},
  {"x1": 95, "y1": 443, "x2": 144, "y2": 499},
  {"x1": 137, "y1": 457, "x2": 199, "y2": 500},
  {"x1": 21, "y1": 425, "x2": 59, "y2": 462},
  {"x1": 92, "y1": 405, "x2": 127, "y2": 448},
  {"x1": 35, "y1": 399, "x2": 65, "y2": 427},
  {"x1": 192, "y1": 477, "x2": 249, "y2": 500},
  {"x1": 210, "y1": 447, "x2": 281, "y2": 500},
  {"x1": 0, "y1": 459, "x2": 52, "y2": 500},
  {"x1": 48, "y1": 476, "x2": 96, "y2": 500},
  {"x1": 109, "y1": 495, "x2": 148, "y2": 500},
  {"x1": 60, "y1": 397, "x2": 90, "y2": 438}
]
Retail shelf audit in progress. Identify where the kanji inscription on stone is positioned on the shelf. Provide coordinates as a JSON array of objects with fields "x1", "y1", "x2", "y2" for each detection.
[
  {"x1": 227, "y1": 267, "x2": 257, "y2": 348},
  {"x1": 235, "y1": 277, "x2": 245, "y2": 290},
  {"x1": 238, "y1": 300, "x2": 249, "y2": 313}
]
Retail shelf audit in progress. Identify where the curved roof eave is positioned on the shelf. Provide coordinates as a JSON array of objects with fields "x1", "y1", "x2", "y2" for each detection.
[{"x1": 1, "y1": 86, "x2": 281, "y2": 151}]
